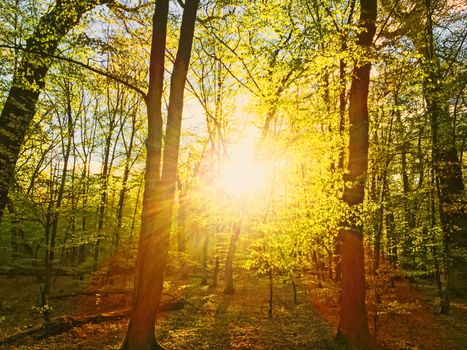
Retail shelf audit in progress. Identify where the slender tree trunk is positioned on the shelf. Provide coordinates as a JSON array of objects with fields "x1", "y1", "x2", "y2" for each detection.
[
  {"x1": 79, "y1": 160, "x2": 90, "y2": 264},
  {"x1": 115, "y1": 114, "x2": 137, "y2": 248},
  {"x1": 43, "y1": 167, "x2": 56, "y2": 295},
  {"x1": 201, "y1": 228, "x2": 209, "y2": 286},
  {"x1": 268, "y1": 268, "x2": 273, "y2": 319},
  {"x1": 213, "y1": 256, "x2": 219, "y2": 287},
  {"x1": 291, "y1": 280, "x2": 298, "y2": 305},
  {"x1": 429, "y1": 166, "x2": 443, "y2": 299},
  {"x1": 336, "y1": 1, "x2": 376, "y2": 348},
  {"x1": 386, "y1": 210, "x2": 397, "y2": 265},
  {"x1": 69, "y1": 138, "x2": 77, "y2": 266},
  {"x1": 224, "y1": 220, "x2": 241, "y2": 294}
]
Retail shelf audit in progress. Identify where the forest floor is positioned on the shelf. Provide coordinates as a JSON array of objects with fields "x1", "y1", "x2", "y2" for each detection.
[{"x1": 0, "y1": 271, "x2": 466, "y2": 349}]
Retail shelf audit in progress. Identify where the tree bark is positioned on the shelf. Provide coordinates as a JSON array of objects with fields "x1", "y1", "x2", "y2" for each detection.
[
  {"x1": 121, "y1": 0, "x2": 169, "y2": 348},
  {"x1": 0, "y1": 0, "x2": 108, "y2": 220},
  {"x1": 336, "y1": 0, "x2": 376, "y2": 348}
]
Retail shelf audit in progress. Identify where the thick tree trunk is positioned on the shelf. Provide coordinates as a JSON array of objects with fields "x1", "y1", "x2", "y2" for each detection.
[
  {"x1": 336, "y1": 0, "x2": 376, "y2": 348},
  {"x1": 122, "y1": 0, "x2": 198, "y2": 348},
  {"x1": 0, "y1": 0, "x2": 107, "y2": 220},
  {"x1": 338, "y1": 230, "x2": 370, "y2": 345},
  {"x1": 121, "y1": 0, "x2": 168, "y2": 348}
]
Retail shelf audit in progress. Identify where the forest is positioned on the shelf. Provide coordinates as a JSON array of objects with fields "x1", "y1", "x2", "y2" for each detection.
[{"x1": 0, "y1": 0, "x2": 465, "y2": 349}]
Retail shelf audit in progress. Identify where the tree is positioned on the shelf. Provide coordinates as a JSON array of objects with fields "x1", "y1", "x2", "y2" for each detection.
[
  {"x1": 382, "y1": 0, "x2": 467, "y2": 311},
  {"x1": 121, "y1": 0, "x2": 199, "y2": 348},
  {"x1": 418, "y1": 0, "x2": 466, "y2": 308},
  {"x1": 0, "y1": 0, "x2": 109, "y2": 220},
  {"x1": 336, "y1": 0, "x2": 376, "y2": 348}
]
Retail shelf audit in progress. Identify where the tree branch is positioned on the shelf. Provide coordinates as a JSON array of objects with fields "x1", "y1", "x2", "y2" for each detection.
[{"x1": 0, "y1": 44, "x2": 148, "y2": 101}]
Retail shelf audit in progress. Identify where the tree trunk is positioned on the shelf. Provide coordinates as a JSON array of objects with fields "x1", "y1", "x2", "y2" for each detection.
[
  {"x1": 121, "y1": 0, "x2": 168, "y2": 347},
  {"x1": 115, "y1": 113, "x2": 137, "y2": 248},
  {"x1": 122, "y1": 0, "x2": 199, "y2": 348},
  {"x1": 0, "y1": 0, "x2": 107, "y2": 220},
  {"x1": 429, "y1": 167, "x2": 443, "y2": 299},
  {"x1": 336, "y1": 0, "x2": 376, "y2": 348},
  {"x1": 399, "y1": 112, "x2": 417, "y2": 270},
  {"x1": 386, "y1": 210, "x2": 397, "y2": 266},
  {"x1": 213, "y1": 256, "x2": 219, "y2": 287},
  {"x1": 224, "y1": 221, "x2": 241, "y2": 294},
  {"x1": 201, "y1": 229, "x2": 209, "y2": 286},
  {"x1": 268, "y1": 268, "x2": 273, "y2": 319}
]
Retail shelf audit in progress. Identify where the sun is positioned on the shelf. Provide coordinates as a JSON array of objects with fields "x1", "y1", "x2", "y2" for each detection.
[{"x1": 218, "y1": 140, "x2": 267, "y2": 197}]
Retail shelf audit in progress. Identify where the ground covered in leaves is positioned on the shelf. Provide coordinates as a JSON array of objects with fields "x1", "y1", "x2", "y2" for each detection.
[{"x1": 0, "y1": 271, "x2": 466, "y2": 349}]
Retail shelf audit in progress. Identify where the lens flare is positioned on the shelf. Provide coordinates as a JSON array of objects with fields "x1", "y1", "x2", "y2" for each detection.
[{"x1": 218, "y1": 141, "x2": 267, "y2": 197}]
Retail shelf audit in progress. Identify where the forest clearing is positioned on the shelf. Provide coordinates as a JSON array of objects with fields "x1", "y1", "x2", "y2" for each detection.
[{"x1": 0, "y1": 0, "x2": 465, "y2": 349}]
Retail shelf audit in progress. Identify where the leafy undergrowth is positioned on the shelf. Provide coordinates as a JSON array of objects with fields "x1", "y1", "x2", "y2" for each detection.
[{"x1": 1, "y1": 272, "x2": 466, "y2": 349}]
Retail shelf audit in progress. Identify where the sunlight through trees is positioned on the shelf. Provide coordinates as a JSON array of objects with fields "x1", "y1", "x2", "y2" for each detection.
[{"x1": 0, "y1": 0, "x2": 465, "y2": 349}]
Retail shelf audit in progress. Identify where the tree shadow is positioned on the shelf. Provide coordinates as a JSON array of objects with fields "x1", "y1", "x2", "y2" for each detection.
[{"x1": 156, "y1": 275, "x2": 346, "y2": 349}]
